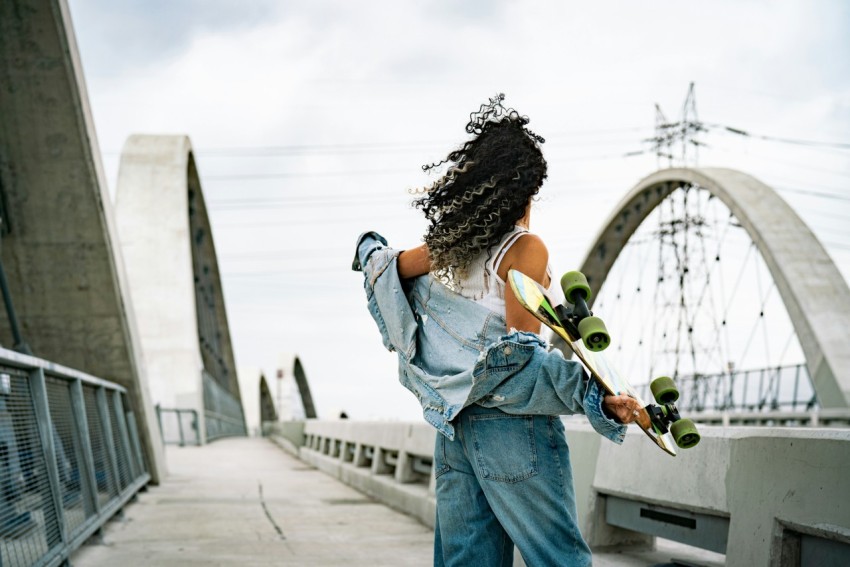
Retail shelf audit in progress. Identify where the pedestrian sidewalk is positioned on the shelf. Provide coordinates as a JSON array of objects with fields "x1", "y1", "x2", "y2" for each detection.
[
  {"x1": 71, "y1": 437, "x2": 433, "y2": 566},
  {"x1": 71, "y1": 436, "x2": 723, "y2": 567}
]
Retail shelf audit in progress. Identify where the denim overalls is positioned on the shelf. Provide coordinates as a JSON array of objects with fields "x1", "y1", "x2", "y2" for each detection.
[{"x1": 354, "y1": 232, "x2": 626, "y2": 566}]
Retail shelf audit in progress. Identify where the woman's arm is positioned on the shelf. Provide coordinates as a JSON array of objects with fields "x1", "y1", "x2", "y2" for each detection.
[
  {"x1": 497, "y1": 233, "x2": 550, "y2": 333},
  {"x1": 398, "y1": 244, "x2": 431, "y2": 279}
]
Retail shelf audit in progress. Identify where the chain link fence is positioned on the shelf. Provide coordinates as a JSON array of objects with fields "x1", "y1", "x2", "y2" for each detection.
[{"x1": 0, "y1": 349, "x2": 149, "y2": 566}]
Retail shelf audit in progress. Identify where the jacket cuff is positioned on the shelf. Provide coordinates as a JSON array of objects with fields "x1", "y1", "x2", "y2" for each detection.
[
  {"x1": 583, "y1": 380, "x2": 627, "y2": 444},
  {"x1": 352, "y1": 231, "x2": 389, "y2": 271}
]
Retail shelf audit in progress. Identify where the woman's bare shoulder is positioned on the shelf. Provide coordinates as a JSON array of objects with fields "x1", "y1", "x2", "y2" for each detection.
[
  {"x1": 498, "y1": 232, "x2": 548, "y2": 281},
  {"x1": 513, "y1": 232, "x2": 548, "y2": 254}
]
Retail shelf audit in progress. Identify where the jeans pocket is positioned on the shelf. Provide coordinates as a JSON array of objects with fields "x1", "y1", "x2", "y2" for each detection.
[
  {"x1": 434, "y1": 435, "x2": 451, "y2": 479},
  {"x1": 470, "y1": 414, "x2": 537, "y2": 483}
]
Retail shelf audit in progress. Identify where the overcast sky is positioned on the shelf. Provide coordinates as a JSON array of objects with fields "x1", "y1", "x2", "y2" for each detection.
[{"x1": 67, "y1": 0, "x2": 850, "y2": 420}]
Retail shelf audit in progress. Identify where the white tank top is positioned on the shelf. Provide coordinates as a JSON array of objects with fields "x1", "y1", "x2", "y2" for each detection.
[{"x1": 454, "y1": 226, "x2": 560, "y2": 317}]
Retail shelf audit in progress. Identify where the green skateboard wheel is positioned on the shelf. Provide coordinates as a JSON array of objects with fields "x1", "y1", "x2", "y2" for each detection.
[
  {"x1": 650, "y1": 376, "x2": 679, "y2": 404},
  {"x1": 561, "y1": 271, "x2": 591, "y2": 304},
  {"x1": 577, "y1": 316, "x2": 610, "y2": 352},
  {"x1": 671, "y1": 418, "x2": 700, "y2": 449}
]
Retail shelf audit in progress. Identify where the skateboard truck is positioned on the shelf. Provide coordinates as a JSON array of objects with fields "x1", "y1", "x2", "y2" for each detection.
[
  {"x1": 647, "y1": 375, "x2": 701, "y2": 448},
  {"x1": 555, "y1": 302, "x2": 589, "y2": 343},
  {"x1": 645, "y1": 402, "x2": 682, "y2": 434},
  {"x1": 556, "y1": 271, "x2": 611, "y2": 352}
]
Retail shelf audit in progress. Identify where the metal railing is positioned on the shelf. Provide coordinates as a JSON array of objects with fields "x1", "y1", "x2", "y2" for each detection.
[
  {"x1": 683, "y1": 408, "x2": 850, "y2": 427},
  {"x1": 0, "y1": 347, "x2": 149, "y2": 567},
  {"x1": 155, "y1": 407, "x2": 199, "y2": 446},
  {"x1": 638, "y1": 363, "x2": 817, "y2": 413},
  {"x1": 202, "y1": 372, "x2": 246, "y2": 442}
]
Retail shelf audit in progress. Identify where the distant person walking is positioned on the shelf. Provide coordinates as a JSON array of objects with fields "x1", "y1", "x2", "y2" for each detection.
[{"x1": 355, "y1": 94, "x2": 639, "y2": 566}]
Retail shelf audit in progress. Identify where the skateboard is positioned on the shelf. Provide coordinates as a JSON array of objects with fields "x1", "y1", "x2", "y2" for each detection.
[{"x1": 507, "y1": 269, "x2": 700, "y2": 456}]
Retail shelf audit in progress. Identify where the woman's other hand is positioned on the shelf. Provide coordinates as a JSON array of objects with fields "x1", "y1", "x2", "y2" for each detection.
[{"x1": 602, "y1": 394, "x2": 642, "y2": 424}]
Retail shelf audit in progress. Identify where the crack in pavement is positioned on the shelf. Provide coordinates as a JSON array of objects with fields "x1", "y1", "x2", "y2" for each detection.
[{"x1": 258, "y1": 481, "x2": 286, "y2": 540}]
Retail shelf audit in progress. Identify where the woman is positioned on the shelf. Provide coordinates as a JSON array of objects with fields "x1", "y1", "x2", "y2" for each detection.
[{"x1": 396, "y1": 95, "x2": 640, "y2": 566}]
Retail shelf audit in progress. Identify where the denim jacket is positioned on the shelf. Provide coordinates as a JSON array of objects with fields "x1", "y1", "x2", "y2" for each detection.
[{"x1": 353, "y1": 231, "x2": 626, "y2": 444}]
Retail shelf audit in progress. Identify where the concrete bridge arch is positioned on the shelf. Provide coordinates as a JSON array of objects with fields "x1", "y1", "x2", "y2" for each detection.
[
  {"x1": 259, "y1": 374, "x2": 278, "y2": 424},
  {"x1": 277, "y1": 352, "x2": 317, "y2": 420},
  {"x1": 116, "y1": 135, "x2": 246, "y2": 443},
  {"x1": 236, "y1": 368, "x2": 277, "y2": 436},
  {"x1": 0, "y1": 0, "x2": 165, "y2": 481},
  {"x1": 580, "y1": 167, "x2": 850, "y2": 408}
]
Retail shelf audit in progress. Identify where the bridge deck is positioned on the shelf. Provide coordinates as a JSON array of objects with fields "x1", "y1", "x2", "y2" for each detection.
[
  {"x1": 70, "y1": 437, "x2": 722, "y2": 566},
  {"x1": 70, "y1": 438, "x2": 432, "y2": 565}
]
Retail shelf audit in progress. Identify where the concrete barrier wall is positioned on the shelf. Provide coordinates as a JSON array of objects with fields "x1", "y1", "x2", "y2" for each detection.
[
  {"x1": 270, "y1": 419, "x2": 850, "y2": 566},
  {"x1": 267, "y1": 420, "x2": 437, "y2": 528},
  {"x1": 570, "y1": 421, "x2": 850, "y2": 565}
]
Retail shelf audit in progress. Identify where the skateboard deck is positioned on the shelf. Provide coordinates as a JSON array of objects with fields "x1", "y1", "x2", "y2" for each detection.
[{"x1": 508, "y1": 269, "x2": 681, "y2": 456}]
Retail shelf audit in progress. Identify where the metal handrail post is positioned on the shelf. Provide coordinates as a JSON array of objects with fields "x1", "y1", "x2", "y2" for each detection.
[
  {"x1": 178, "y1": 409, "x2": 186, "y2": 447},
  {"x1": 70, "y1": 379, "x2": 100, "y2": 516},
  {"x1": 192, "y1": 409, "x2": 200, "y2": 445},
  {"x1": 125, "y1": 410, "x2": 146, "y2": 475},
  {"x1": 155, "y1": 403, "x2": 165, "y2": 444},
  {"x1": 96, "y1": 387, "x2": 121, "y2": 495},
  {"x1": 111, "y1": 391, "x2": 138, "y2": 480},
  {"x1": 29, "y1": 367, "x2": 68, "y2": 546}
]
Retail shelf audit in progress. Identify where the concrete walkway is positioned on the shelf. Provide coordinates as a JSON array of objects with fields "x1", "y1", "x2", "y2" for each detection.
[
  {"x1": 71, "y1": 437, "x2": 723, "y2": 567},
  {"x1": 71, "y1": 438, "x2": 433, "y2": 566}
]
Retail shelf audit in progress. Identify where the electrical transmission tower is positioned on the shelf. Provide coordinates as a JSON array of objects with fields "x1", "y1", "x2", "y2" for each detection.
[
  {"x1": 649, "y1": 82, "x2": 706, "y2": 168},
  {"x1": 647, "y1": 84, "x2": 713, "y2": 403},
  {"x1": 593, "y1": 83, "x2": 820, "y2": 415}
]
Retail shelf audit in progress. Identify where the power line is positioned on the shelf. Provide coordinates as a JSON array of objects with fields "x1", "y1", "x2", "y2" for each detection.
[
  {"x1": 205, "y1": 168, "x2": 412, "y2": 181},
  {"x1": 823, "y1": 241, "x2": 850, "y2": 252},
  {"x1": 211, "y1": 215, "x2": 419, "y2": 229},
  {"x1": 206, "y1": 189, "x2": 625, "y2": 210},
  {"x1": 139, "y1": 121, "x2": 850, "y2": 189},
  {"x1": 102, "y1": 126, "x2": 653, "y2": 157},
  {"x1": 200, "y1": 182, "x2": 849, "y2": 215},
  {"x1": 773, "y1": 186, "x2": 850, "y2": 203},
  {"x1": 705, "y1": 122, "x2": 850, "y2": 151},
  {"x1": 705, "y1": 144, "x2": 850, "y2": 179},
  {"x1": 209, "y1": 198, "x2": 407, "y2": 211},
  {"x1": 196, "y1": 136, "x2": 649, "y2": 158},
  {"x1": 206, "y1": 180, "x2": 624, "y2": 205},
  {"x1": 816, "y1": 226, "x2": 850, "y2": 238},
  {"x1": 793, "y1": 208, "x2": 850, "y2": 222},
  {"x1": 647, "y1": 121, "x2": 850, "y2": 154},
  {"x1": 201, "y1": 151, "x2": 652, "y2": 183}
]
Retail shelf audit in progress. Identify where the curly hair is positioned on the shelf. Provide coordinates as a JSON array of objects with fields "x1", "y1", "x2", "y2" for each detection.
[{"x1": 412, "y1": 94, "x2": 548, "y2": 284}]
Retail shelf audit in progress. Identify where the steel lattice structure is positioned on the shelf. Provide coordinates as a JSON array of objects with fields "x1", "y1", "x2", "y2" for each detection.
[{"x1": 580, "y1": 167, "x2": 850, "y2": 410}]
